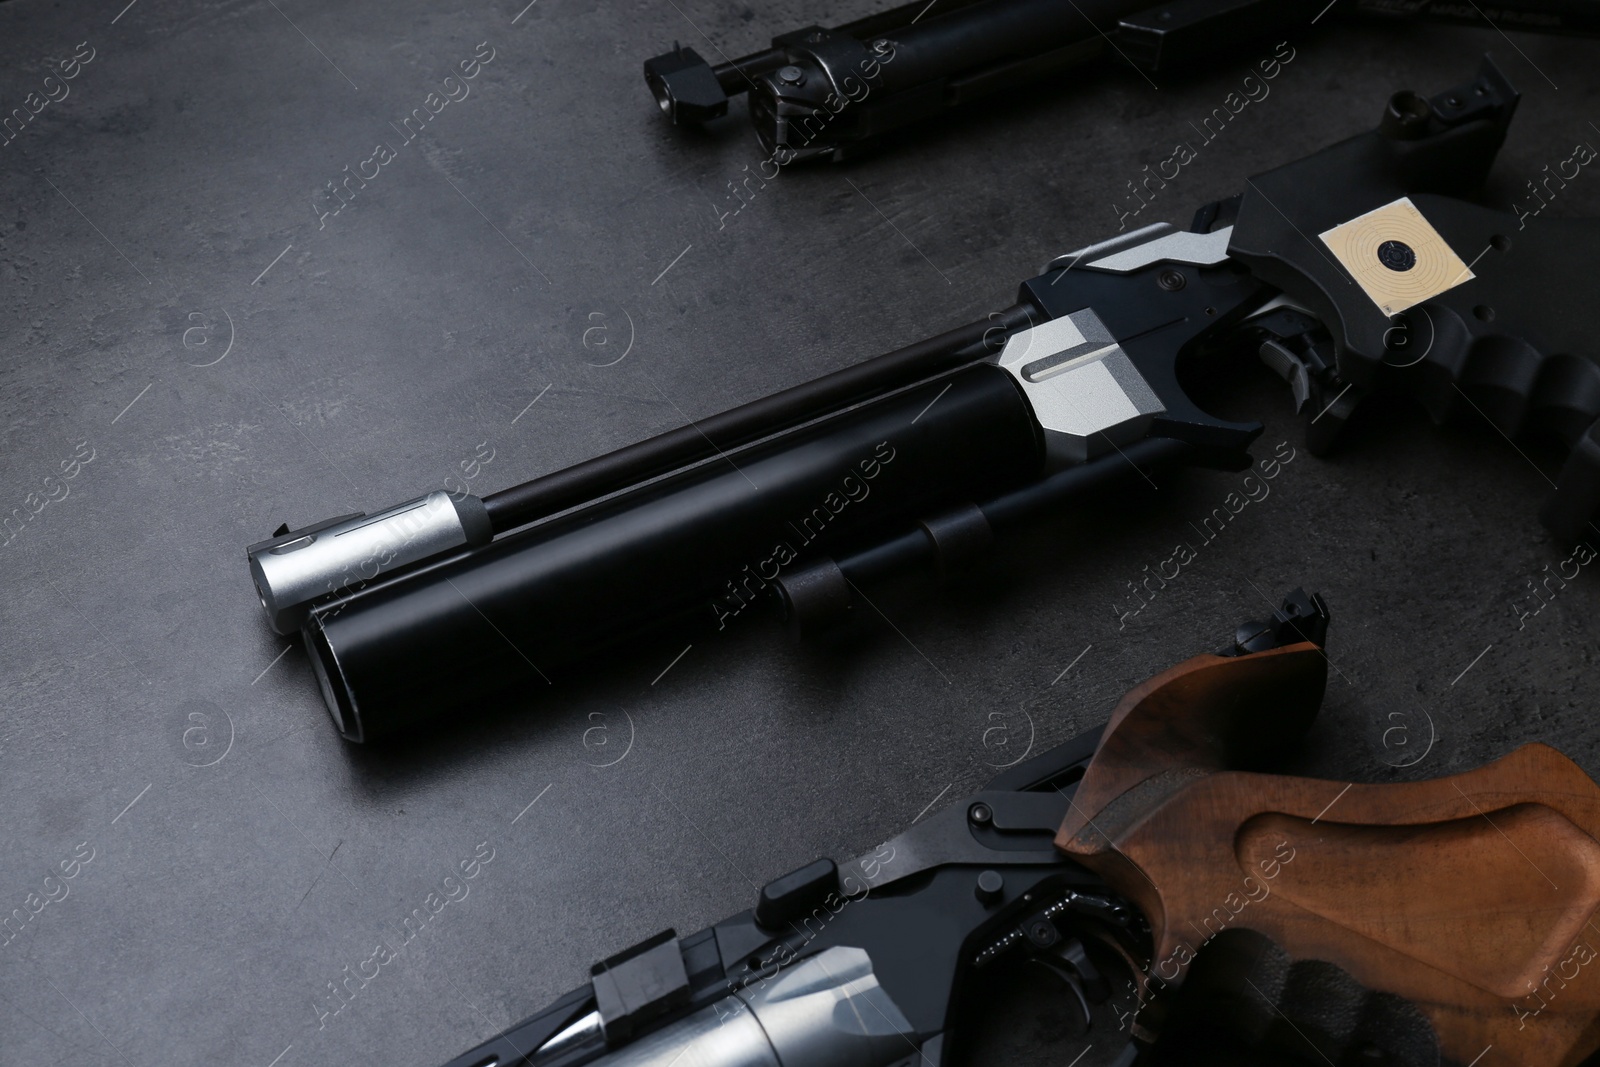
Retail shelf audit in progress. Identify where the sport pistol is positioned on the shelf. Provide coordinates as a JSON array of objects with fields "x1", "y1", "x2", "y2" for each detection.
[
  {"x1": 434, "y1": 591, "x2": 1600, "y2": 1067},
  {"x1": 246, "y1": 60, "x2": 1600, "y2": 741}
]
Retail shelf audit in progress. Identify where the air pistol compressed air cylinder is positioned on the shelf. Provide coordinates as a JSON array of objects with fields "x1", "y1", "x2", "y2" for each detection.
[{"x1": 304, "y1": 365, "x2": 1042, "y2": 741}]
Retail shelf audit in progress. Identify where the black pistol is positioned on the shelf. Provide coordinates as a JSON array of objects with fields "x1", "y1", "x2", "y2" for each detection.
[{"x1": 246, "y1": 61, "x2": 1600, "y2": 742}]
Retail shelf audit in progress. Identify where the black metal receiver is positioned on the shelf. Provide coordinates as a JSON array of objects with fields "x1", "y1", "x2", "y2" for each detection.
[
  {"x1": 245, "y1": 60, "x2": 1592, "y2": 742},
  {"x1": 434, "y1": 591, "x2": 1329, "y2": 1067}
]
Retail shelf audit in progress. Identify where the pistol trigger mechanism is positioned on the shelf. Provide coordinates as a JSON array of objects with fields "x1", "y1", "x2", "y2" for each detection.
[
  {"x1": 1247, "y1": 301, "x2": 1361, "y2": 455},
  {"x1": 1027, "y1": 934, "x2": 1108, "y2": 1028},
  {"x1": 1257, "y1": 336, "x2": 1315, "y2": 413}
]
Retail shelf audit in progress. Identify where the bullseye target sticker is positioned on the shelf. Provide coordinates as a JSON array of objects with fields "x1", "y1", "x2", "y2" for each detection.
[{"x1": 1318, "y1": 197, "x2": 1473, "y2": 316}]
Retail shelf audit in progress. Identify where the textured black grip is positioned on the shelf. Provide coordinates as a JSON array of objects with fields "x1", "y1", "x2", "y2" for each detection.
[
  {"x1": 1146, "y1": 929, "x2": 1439, "y2": 1067},
  {"x1": 1370, "y1": 202, "x2": 1600, "y2": 543}
]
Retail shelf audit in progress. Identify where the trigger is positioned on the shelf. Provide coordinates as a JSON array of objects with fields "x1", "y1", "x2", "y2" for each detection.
[
  {"x1": 1259, "y1": 339, "x2": 1313, "y2": 414},
  {"x1": 1030, "y1": 957, "x2": 1092, "y2": 1029},
  {"x1": 1257, "y1": 337, "x2": 1363, "y2": 456},
  {"x1": 1251, "y1": 308, "x2": 1363, "y2": 456},
  {"x1": 1029, "y1": 937, "x2": 1109, "y2": 1027}
]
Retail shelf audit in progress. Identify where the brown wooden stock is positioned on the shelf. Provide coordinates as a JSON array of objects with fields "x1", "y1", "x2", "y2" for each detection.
[{"x1": 1056, "y1": 644, "x2": 1600, "y2": 1067}]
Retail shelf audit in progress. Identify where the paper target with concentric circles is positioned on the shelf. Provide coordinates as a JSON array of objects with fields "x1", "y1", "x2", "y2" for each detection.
[{"x1": 1318, "y1": 196, "x2": 1474, "y2": 316}]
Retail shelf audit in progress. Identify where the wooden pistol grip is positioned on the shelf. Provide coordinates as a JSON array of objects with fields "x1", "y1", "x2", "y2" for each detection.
[{"x1": 1057, "y1": 646, "x2": 1600, "y2": 1067}]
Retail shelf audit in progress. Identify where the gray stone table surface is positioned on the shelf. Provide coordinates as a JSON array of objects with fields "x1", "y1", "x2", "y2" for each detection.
[{"x1": 1, "y1": 2, "x2": 1598, "y2": 1065}]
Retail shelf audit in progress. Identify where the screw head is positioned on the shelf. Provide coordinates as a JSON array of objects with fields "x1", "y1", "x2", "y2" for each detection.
[
  {"x1": 778, "y1": 65, "x2": 805, "y2": 86},
  {"x1": 975, "y1": 870, "x2": 1004, "y2": 905},
  {"x1": 1157, "y1": 268, "x2": 1186, "y2": 291},
  {"x1": 969, "y1": 803, "x2": 993, "y2": 825}
]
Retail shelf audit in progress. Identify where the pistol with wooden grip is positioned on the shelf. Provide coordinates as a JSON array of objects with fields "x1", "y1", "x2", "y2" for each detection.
[
  {"x1": 245, "y1": 59, "x2": 1600, "y2": 741},
  {"x1": 435, "y1": 592, "x2": 1600, "y2": 1067}
]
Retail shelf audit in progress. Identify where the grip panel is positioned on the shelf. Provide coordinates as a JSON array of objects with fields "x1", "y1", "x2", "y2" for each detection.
[{"x1": 1057, "y1": 649, "x2": 1600, "y2": 1067}]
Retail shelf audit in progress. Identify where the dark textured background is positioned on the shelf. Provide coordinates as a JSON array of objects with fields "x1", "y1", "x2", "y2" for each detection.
[{"x1": 2, "y1": 3, "x2": 1598, "y2": 1066}]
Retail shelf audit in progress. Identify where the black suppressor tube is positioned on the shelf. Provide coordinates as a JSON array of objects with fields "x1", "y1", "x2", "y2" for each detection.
[{"x1": 306, "y1": 365, "x2": 1042, "y2": 742}]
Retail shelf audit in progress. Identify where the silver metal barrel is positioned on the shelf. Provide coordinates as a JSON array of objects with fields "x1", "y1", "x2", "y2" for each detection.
[
  {"x1": 553, "y1": 947, "x2": 917, "y2": 1067},
  {"x1": 246, "y1": 490, "x2": 492, "y2": 634}
]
